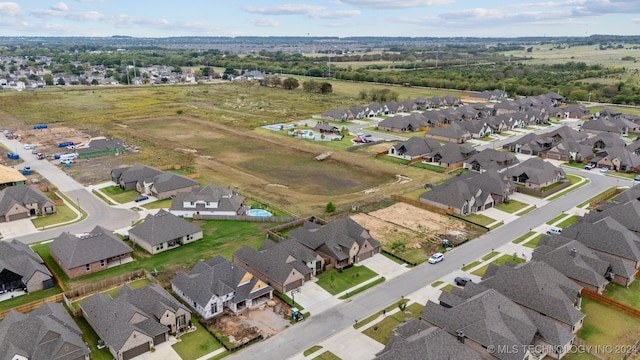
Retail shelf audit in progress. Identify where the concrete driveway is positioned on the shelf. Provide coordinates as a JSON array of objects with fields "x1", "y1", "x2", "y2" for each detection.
[
  {"x1": 295, "y1": 281, "x2": 339, "y2": 315},
  {"x1": 130, "y1": 337, "x2": 181, "y2": 360},
  {"x1": 359, "y1": 253, "x2": 410, "y2": 280},
  {"x1": 0, "y1": 218, "x2": 37, "y2": 239}
]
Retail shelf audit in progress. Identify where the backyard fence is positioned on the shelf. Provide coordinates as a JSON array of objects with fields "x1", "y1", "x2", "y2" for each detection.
[
  {"x1": 515, "y1": 180, "x2": 573, "y2": 198},
  {"x1": 0, "y1": 293, "x2": 64, "y2": 320},
  {"x1": 581, "y1": 289, "x2": 640, "y2": 319},
  {"x1": 390, "y1": 194, "x2": 453, "y2": 215},
  {"x1": 588, "y1": 187, "x2": 625, "y2": 208},
  {"x1": 157, "y1": 164, "x2": 182, "y2": 171},
  {"x1": 64, "y1": 269, "x2": 148, "y2": 299},
  {"x1": 193, "y1": 214, "x2": 297, "y2": 222},
  {"x1": 381, "y1": 249, "x2": 418, "y2": 267},
  {"x1": 198, "y1": 318, "x2": 264, "y2": 352}
]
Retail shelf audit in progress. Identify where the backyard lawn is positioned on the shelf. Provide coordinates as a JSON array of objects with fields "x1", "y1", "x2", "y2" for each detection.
[
  {"x1": 602, "y1": 281, "x2": 640, "y2": 309},
  {"x1": 100, "y1": 185, "x2": 140, "y2": 204},
  {"x1": 172, "y1": 323, "x2": 224, "y2": 360},
  {"x1": 362, "y1": 303, "x2": 424, "y2": 344},
  {"x1": 578, "y1": 298, "x2": 640, "y2": 360},
  {"x1": 0, "y1": 286, "x2": 63, "y2": 312},
  {"x1": 32, "y1": 219, "x2": 279, "y2": 289},
  {"x1": 316, "y1": 265, "x2": 378, "y2": 295}
]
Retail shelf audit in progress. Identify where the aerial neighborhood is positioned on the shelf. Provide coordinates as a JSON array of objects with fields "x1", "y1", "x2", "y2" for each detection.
[{"x1": 3, "y1": 41, "x2": 640, "y2": 360}]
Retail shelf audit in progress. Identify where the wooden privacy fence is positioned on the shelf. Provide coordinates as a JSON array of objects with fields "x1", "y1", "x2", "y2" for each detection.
[
  {"x1": 581, "y1": 289, "x2": 640, "y2": 319},
  {"x1": 589, "y1": 187, "x2": 624, "y2": 208},
  {"x1": 0, "y1": 293, "x2": 64, "y2": 320},
  {"x1": 64, "y1": 269, "x2": 148, "y2": 299},
  {"x1": 390, "y1": 194, "x2": 453, "y2": 215}
]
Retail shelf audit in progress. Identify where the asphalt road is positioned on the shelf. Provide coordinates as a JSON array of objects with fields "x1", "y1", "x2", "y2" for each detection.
[
  {"x1": 0, "y1": 134, "x2": 138, "y2": 243},
  {"x1": 228, "y1": 169, "x2": 631, "y2": 360}
]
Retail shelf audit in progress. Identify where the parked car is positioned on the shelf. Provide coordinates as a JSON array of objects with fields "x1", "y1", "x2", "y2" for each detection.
[
  {"x1": 600, "y1": 167, "x2": 609, "y2": 174},
  {"x1": 134, "y1": 195, "x2": 149, "y2": 202},
  {"x1": 547, "y1": 227, "x2": 562, "y2": 235},
  {"x1": 454, "y1": 276, "x2": 472, "y2": 286},
  {"x1": 23, "y1": 144, "x2": 30, "y2": 150},
  {"x1": 584, "y1": 163, "x2": 596, "y2": 170},
  {"x1": 428, "y1": 252, "x2": 444, "y2": 264},
  {"x1": 635, "y1": 175, "x2": 640, "y2": 182}
]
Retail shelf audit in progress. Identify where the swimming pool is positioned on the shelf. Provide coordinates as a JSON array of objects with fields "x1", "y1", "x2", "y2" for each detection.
[
  {"x1": 247, "y1": 209, "x2": 273, "y2": 217},
  {"x1": 262, "y1": 123, "x2": 295, "y2": 131}
]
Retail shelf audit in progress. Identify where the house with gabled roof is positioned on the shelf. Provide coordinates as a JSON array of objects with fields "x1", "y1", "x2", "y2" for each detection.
[
  {"x1": 384, "y1": 100, "x2": 404, "y2": 114},
  {"x1": 463, "y1": 148, "x2": 519, "y2": 173},
  {"x1": 233, "y1": 238, "x2": 324, "y2": 293},
  {"x1": 0, "y1": 184, "x2": 56, "y2": 222},
  {"x1": 424, "y1": 282, "x2": 575, "y2": 360},
  {"x1": 80, "y1": 283, "x2": 188, "y2": 360},
  {"x1": 111, "y1": 164, "x2": 199, "y2": 199},
  {"x1": 493, "y1": 100, "x2": 523, "y2": 115},
  {"x1": 321, "y1": 107, "x2": 354, "y2": 122},
  {"x1": 582, "y1": 199, "x2": 640, "y2": 235},
  {"x1": 129, "y1": 209, "x2": 203, "y2": 254},
  {"x1": 461, "y1": 119, "x2": 492, "y2": 138},
  {"x1": 546, "y1": 139, "x2": 594, "y2": 162},
  {"x1": 533, "y1": 235, "x2": 611, "y2": 294},
  {"x1": 50, "y1": 225, "x2": 133, "y2": 278},
  {"x1": 481, "y1": 261, "x2": 585, "y2": 332},
  {"x1": 0, "y1": 239, "x2": 53, "y2": 293},
  {"x1": 584, "y1": 132, "x2": 626, "y2": 150},
  {"x1": 288, "y1": 217, "x2": 381, "y2": 270},
  {"x1": 502, "y1": 132, "x2": 554, "y2": 155},
  {"x1": 378, "y1": 113, "x2": 427, "y2": 132},
  {"x1": 172, "y1": 255, "x2": 273, "y2": 319},
  {"x1": 424, "y1": 122, "x2": 472, "y2": 143},
  {"x1": 0, "y1": 302, "x2": 90, "y2": 360},
  {"x1": 387, "y1": 136, "x2": 441, "y2": 160},
  {"x1": 314, "y1": 121, "x2": 340, "y2": 134},
  {"x1": 169, "y1": 184, "x2": 245, "y2": 218},
  {"x1": 561, "y1": 217, "x2": 640, "y2": 286},
  {"x1": 420, "y1": 170, "x2": 514, "y2": 215},
  {"x1": 111, "y1": 164, "x2": 163, "y2": 191},
  {"x1": 580, "y1": 118, "x2": 625, "y2": 136},
  {"x1": 502, "y1": 157, "x2": 565, "y2": 190},
  {"x1": 76, "y1": 137, "x2": 125, "y2": 159},
  {"x1": 424, "y1": 142, "x2": 476, "y2": 167},
  {"x1": 591, "y1": 146, "x2": 640, "y2": 172},
  {"x1": 375, "y1": 320, "x2": 483, "y2": 360}
]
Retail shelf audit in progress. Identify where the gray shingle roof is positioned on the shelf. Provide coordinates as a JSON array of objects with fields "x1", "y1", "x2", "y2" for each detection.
[
  {"x1": 480, "y1": 261, "x2": 585, "y2": 326},
  {"x1": 502, "y1": 157, "x2": 565, "y2": 186},
  {"x1": 561, "y1": 216, "x2": 640, "y2": 263},
  {"x1": 170, "y1": 184, "x2": 245, "y2": 213},
  {"x1": 129, "y1": 209, "x2": 202, "y2": 246},
  {"x1": 0, "y1": 302, "x2": 89, "y2": 360},
  {"x1": 147, "y1": 172, "x2": 199, "y2": 193},
  {"x1": 390, "y1": 137, "x2": 441, "y2": 157},
  {"x1": 117, "y1": 283, "x2": 190, "y2": 322},
  {"x1": 583, "y1": 199, "x2": 640, "y2": 234},
  {"x1": 112, "y1": 163, "x2": 163, "y2": 184},
  {"x1": 420, "y1": 170, "x2": 513, "y2": 210},
  {"x1": 465, "y1": 148, "x2": 519, "y2": 172},
  {"x1": 171, "y1": 255, "x2": 272, "y2": 308},
  {"x1": 0, "y1": 239, "x2": 51, "y2": 285},
  {"x1": 0, "y1": 184, "x2": 54, "y2": 217},
  {"x1": 50, "y1": 225, "x2": 133, "y2": 269}
]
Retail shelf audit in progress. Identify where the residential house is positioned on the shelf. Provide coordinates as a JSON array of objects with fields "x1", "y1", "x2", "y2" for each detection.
[
  {"x1": 169, "y1": 184, "x2": 245, "y2": 218},
  {"x1": 378, "y1": 113, "x2": 428, "y2": 132},
  {"x1": 375, "y1": 321, "x2": 484, "y2": 360},
  {"x1": 492, "y1": 100, "x2": 522, "y2": 115},
  {"x1": 546, "y1": 140, "x2": 593, "y2": 162},
  {"x1": 81, "y1": 283, "x2": 189, "y2": 360},
  {"x1": 419, "y1": 169, "x2": 514, "y2": 215},
  {"x1": 461, "y1": 119, "x2": 492, "y2": 138},
  {"x1": 502, "y1": 157, "x2": 565, "y2": 189},
  {"x1": 111, "y1": 164, "x2": 163, "y2": 191},
  {"x1": 424, "y1": 142, "x2": 476, "y2": 167},
  {"x1": 424, "y1": 122, "x2": 472, "y2": 143},
  {"x1": 591, "y1": 147, "x2": 640, "y2": 172},
  {"x1": 0, "y1": 239, "x2": 53, "y2": 292},
  {"x1": 502, "y1": 132, "x2": 554, "y2": 155},
  {"x1": 233, "y1": 238, "x2": 324, "y2": 293},
  {"x1": 384, "y1": 100, "x2": 404, "y2": 114},
  {"x1": 139, "y1": 172, "x2": 200, "y2": 200},
  {"x1": 50, "y1": 225, "x2": 134, "y2": 278},
  {"x1": 0, "y1": 302, "x2": 90, "y2": 360},
  {"x1": 387, "y1": 137, "x2": 441, "y2": 160},
  {"x1": 0, "y1": 164, "x2": 27, "y2": 190},
  {"x1": 438, "y1": 107, "x2": 462, "y2": 122},
  {"x1": 463, "y1": 148, "x2": 519, "y2": 173},
  {"x1": 561, "y1": 217, "x2": 640, "y2": 286},
  {"x1": 484, "y1": 115, "x2": 511, "y2": 133},
  {"x1": 128, "y1": 209, "x2": 203, "y2": 254},
  {"x1": 0, "y1": 184, "x2": 56, "y2": 222},
  {"x1": 481, "y1": 261, "x2": 585, "y2": 332},
  {"x1": 579, "y1": 118, "x2": 625, "y2": 136},
  {"x1": 172, "y1": 255, "x2": 273, "y2": 319},
  {"x1": 314, "y1": 121, "x2": 340, "y2": 134},
  {"x1": 321, "y1": 108, "x2": 354, "y2": 122},
  {"x1": 474, "y1": 89, "x2": 508, "y2": 101},
  {"x1": 583, "y1": 132, "x2": 626, "y2": 150},
  {"x1": 549, "y1": 104, "x2": 589, "y2": 119},
  {"x1": 533, "y1": 236, "x2": 610, "y2": 294},
  {"x1": 424, "y1": 282, "x2": 575, "y2": 360},
  {"x1": 582, "y1": 199, "x2": 640, "y2": 235},
  {"x1": 288, "y1": 217, "x2": 381, "y2": 269},
  {"x1": 422, "y1": 110, "x2": 447, "y2": 127}
]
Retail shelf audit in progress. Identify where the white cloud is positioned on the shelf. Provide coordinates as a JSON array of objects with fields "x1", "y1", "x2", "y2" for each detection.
[
  {"x1": 249, "y1": 18, "x2": 279, "y2": 27},
  {"x1": 51, "y1": 2, "x2": 69, "y2": 12},
  {"x1": 244, "y1": 4, "x2": 325, "y2": 16},
  {"x1": 339, "y1": 0, "x2": 453, "y2": 8},
  {"x1": 0, "y1": 2, "x2": 23, "y2": 16}
]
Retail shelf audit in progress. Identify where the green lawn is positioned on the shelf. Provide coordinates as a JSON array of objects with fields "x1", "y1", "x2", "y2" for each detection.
[
  {"x1": 546, "y1": 174, "x2": 588, "y2": 201},
  {"x1": 514, "y1": 206, "x2": 537, "y2": 216},
  {"x1": 512, "y1": 231, "x2": 536, "y2": 244},
  {"x1": 31, "y1": 204, "x2": 78, "y2": 228},
  {"x1": 494, "y1": 199, "x2": 528, "y2": 213},
  {"x1": 338, "y1": 277, "x2": 385, "y2": 299},
  {"x1": 523, "y1": 234, "x2": 543, "y2": 249},
  {"x1": 304, "y1": 346, "x2": 323, "y2": 357},
  {"x1": 471, "y1": 254, "x2": 526, "y2": 277},
  {"x1": 92, "y1": 189, "x2": 115, "y2": 205},
  {"x1": 0, "y1": 286, "x2": 63, "y2": 312},
  {"x1": 316, "y1": 266, "x2": 378, "y2": 295},
  {"x1": 75, "y1": 311, "x2": 113, "y2": 360},
  {"x1": 459, "y1": 213, "x2": 496, "y2": 227},
  {"x1": 482, "y1": 251, "x2": 500, "y2": 261},
  {"x1": 578, "y1": 187, "x2": 619, "y2": 208},
  {"x1": 556, "y1": 215, "x2": 578, "y2": 228},
  {"x1": 461, "y1": 261, "x2": 482, "y2": 271},
  {"x1": 546, "y1": 213, "x2": 568, "y2": 225},
  {"x1": 142, "y1": 198, "x2": 172, "y2": 209},
  {"x1": 431, "y1": 280, "x2": 444, "y2": 288},
  {"x1": 33, "y1": 219, "x2": 279, "y2": 289},
  {"x1": 578, "y1": 298, "x2": 640, "y2": 360},
  {"x1": 602, "y1": 281, "x2": 640, "y2": 309},
  {"x1": 172, "y1": 323, "x2": 224, "y2": 360},
  {"x1": 313, "y1": 351, "x2": 341, "y2": 360},
  {"x1": 362, "y1": 303, "x2": 424, "y2": 344},
  {"x1": 103, "y1": 278, "x2": 151, "y2": 298},
  {"x1": 100, "y1": 186, "x2": 140, "y2": 204}
]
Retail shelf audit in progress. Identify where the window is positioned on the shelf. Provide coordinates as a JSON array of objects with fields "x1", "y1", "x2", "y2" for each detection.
[
  {"x1": 85, "y1": 264, "x2": 91, "y2": 271},
  {"x1": 211, "y1": 303, "x2": 218, "y2": 314},
  {"x1": 187, "y1": 234, "x2": 193, "y2": 241},
  {"x1": 100, "y1": 259, "x2": 106, "y2": 267}
]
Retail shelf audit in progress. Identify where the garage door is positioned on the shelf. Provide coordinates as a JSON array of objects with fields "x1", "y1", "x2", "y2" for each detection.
[
  {"x1": 122, "y1": 342, "x2": 150, "y2": 360},
  {"x1": 153, "y1": 333, "x2": 166, "y2": 346},
  {"x1": 7, "y1": 212, "x2": 29, "y2": 222},
  {"x1": 284, "y1": 279, "x2": 303, "y2": 293}
]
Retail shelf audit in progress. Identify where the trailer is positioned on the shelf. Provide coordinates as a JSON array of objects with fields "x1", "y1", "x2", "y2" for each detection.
[
  {"x1": 33, "y1": 124, "x2": 48, "y2": 129},
  {"x1": 58, "y1": 141, "x2": 75, "y2": 148},
  {"x1": 7, "y1": 153, "x2": 19, "y2": 160}
]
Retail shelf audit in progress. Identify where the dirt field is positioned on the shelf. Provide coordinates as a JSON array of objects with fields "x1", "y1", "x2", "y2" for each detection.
[
  {"x1": 351, "y1": 202, "x2": 483, "y2": 263},
  {"x1": 205, "y1": 298, "x2": 291, "y2": 345}
]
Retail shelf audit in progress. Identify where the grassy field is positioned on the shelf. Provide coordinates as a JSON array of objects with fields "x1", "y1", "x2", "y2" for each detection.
[
  {"x1": 316, "y1": 266, "x2": 378, "y2": 295},
  {"x1": 602, "y1": 281, "x2": 640, "y2": 309},
  {"x1": 33, "y1": 219, "x2": 278, "y2": 289}
]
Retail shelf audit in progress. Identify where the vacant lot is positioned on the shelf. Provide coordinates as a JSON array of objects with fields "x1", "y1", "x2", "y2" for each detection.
[{"x1": 351, "y1": 202, "x2": 482, "y2": 263}]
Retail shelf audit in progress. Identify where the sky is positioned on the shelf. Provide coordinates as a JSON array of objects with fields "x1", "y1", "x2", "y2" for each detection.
[{"x1": 0, "y1": 0, "x2": 639, "y2": 38}]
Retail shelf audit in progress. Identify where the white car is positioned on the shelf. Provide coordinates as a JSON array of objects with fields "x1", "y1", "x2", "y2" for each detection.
[
  {"x1": 23, "y1": 144, "x2": 30, "y2": 150},
  {"x1": 600, "y1": 167, "x2": 609, "y2": 174},
  {"x1": 428, "y1": 253, "x2": 444, "y2": 264}
]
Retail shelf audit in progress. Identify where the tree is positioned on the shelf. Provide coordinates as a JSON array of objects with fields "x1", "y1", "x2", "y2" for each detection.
[
  {"x1": 325, "y1": 202, "x2": 336, "y2": 213},
  {"x1": 57, "y1": 77, "x2": 65, "y2": 85},
  {"x1": 320, "y1": 82, "x2": 333, "y2": 94},
  {"x1": 303, "y1": 80, "x2": 319, "y2": 93},
  {"x1": 282, "y1": 77, "x2": 299, "y2": 90},
  {"x1": 43, "y1": 74, "x2": 53, "y2": 86},
  {"x1": 91, "y1": 79, "x2": 99, "y2": 85}
]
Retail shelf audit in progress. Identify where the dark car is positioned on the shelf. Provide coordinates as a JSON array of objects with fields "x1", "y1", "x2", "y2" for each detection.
[
  {"x1": 454, "y1": 276, "x2": 472, "y2": 286},
  {"x1": 134, "y1": 195, "x2": 149, "y2": 202}
]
